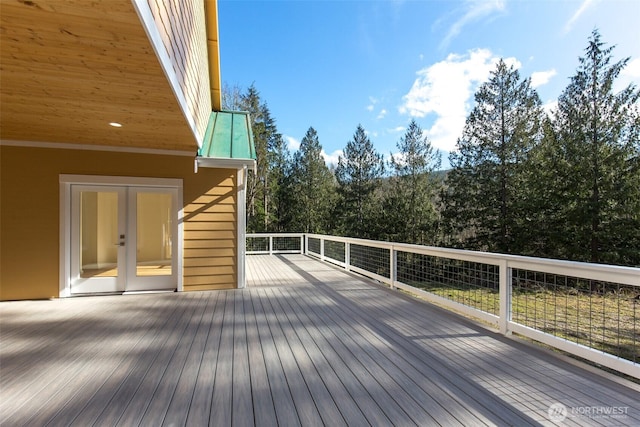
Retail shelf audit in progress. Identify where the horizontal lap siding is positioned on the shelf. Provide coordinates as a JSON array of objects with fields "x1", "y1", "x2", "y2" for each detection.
[
  {"x1": 146, "y1": 0, "x2": 210, "y2": 141},
  {"x1": 183, "y1": 175, "x2": 237, "y2": 291},
  {"x1": 0, "y1": 146, "x2": 239, "y2": 300}
]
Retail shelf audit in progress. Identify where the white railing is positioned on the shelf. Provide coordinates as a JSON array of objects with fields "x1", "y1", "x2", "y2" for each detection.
[
  {"x1": 246, "y1": 233, "x2": 304, "y2": 255},
  {"x1": 246, "y1": 233, "x2": 640, "y2": 379}
]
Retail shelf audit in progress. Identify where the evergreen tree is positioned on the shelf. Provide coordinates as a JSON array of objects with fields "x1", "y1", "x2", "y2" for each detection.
[
  {"x1": 335, "y1": 125, "x2": 384, "y2": 238},
  {"x1": 520, "y1": 117, "x2": 567, "y2": 258},
  {"x1": 442, "y1": 59, "x2": 544, "y2": 253},
  {"x1": 538, "y1": 30, "x2": 640, "y2": 265},
  {"x1": 289, "y1": 127, "x2": 336, "y2": 233},
  {"x1": 238, "y1": 84, "x2": 281, "y2": 232},
  {"x1": 268, "y1": 133, "x2": 293, "y2": 232},
  {"x1": 383, "y1": 119, "x2": 441, "y2": 244}
]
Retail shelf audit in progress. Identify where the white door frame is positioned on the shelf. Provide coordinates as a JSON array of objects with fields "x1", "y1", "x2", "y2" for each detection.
[{"x1": 60, "y1": 175, "x2": 183, "y2": 297}]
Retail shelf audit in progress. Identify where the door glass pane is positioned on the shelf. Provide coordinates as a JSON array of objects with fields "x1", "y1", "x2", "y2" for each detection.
[
  {"x1": 80, "y1": 191, "x2": 119, "y2": 278},
  {"x1": 136, "y1": 192, "x2": 172, "y2": 276}
]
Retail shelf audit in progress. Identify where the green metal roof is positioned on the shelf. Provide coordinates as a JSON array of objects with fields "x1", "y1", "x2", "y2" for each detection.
[{"x1": 198, "y1": 111, "x2": 256, "y2": 163}]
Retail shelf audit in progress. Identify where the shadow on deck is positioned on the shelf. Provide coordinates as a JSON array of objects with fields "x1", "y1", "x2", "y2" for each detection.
[{"x1": 1, "y1": 254, "x2": 638, "y2": 426}]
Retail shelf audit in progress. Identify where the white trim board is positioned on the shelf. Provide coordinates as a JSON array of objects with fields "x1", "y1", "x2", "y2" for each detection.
[
  {"x1": 1, "y1": 139, "x2": 194, "y2": 157},
  {"x1": 237, "y1": 166, "x2": 247, "y2": 289},
  {"x1": 197, "y1": 157, "x2": 257, "y2": 172}
]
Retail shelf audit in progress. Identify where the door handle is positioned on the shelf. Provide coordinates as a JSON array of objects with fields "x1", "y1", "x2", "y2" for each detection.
[{"x1": 114, "y1": 242, "x2": 125, "y2": 246}]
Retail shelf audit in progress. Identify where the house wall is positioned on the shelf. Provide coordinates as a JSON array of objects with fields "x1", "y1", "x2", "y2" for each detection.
[
  {"x1": 0, "y1": 145, "x2": 237, "y2": 301},
  {"x1": 144, "y1": 0, "x2": 211, "y2": 141}
]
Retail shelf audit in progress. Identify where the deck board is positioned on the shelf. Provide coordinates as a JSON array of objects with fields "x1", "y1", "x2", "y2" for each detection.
[
  {"x1": 258, "y1": 288, "x2": 327, "y2": 426},
  {"x1": 267, "y1": 287, "x2": 348, "y2": 426},
  {"x1": 293, "y1": 285, "x2": 477, "y2": 425},
  {"x1": 184, "y1": 291, "x2": 225, "y2": 427},
  {"x1": 272, "y1": 287, "x2": 375, "y2": 426},
  {"x1": 210, "y1": 289, "x2": 235, "y2": 426},
  {"x1": 231, "y1": 290, "x2": 254, "y2": 427},
  {"x1": 244, "y1": 291, "x2": 279, "y2": 427},
  {"x1": 90, "y1": 298, "x2": 189, "y2": 426},
  {"x1": 117, "y1": 292, "x2": 206, "y2": 426},
  {"x1": 146, "y1": 295, "x2": 207, "y2": 425},
  {"x1": 1, "y1": 254, "x2": 639, "y2": 426},
  {"x1": 251, "y1": 288, "x2": 302, "y2": 427}
]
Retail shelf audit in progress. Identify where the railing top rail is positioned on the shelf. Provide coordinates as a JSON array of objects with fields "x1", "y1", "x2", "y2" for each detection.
[
  {"x1": 246, "y1": 233, "x2": 304, "y2": 238},
  {"x1": 302, "y1": 233, "x2": 640, "y2": 287}
]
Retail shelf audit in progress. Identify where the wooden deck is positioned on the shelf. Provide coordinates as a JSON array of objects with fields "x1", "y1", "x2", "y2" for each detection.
[{"x1": 1, "y1": 254, "x2": 638, "y2": 426}]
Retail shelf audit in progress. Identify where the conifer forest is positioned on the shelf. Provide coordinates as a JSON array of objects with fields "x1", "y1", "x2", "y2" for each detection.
[{"x1": 226, "y1": 30, "x2": 639, "y2": 267}]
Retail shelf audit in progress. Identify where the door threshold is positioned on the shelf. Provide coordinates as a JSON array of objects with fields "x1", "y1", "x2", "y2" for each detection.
[
  {"x1": 123, "y1": 289, "x2": 176, "y2": 295},
  {"x1": 69, "y1": 292, "x2": 124, "y2": 298}
]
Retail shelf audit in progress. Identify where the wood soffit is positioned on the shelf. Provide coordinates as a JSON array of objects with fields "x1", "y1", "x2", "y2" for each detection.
[{"x1": 0, "y1": 0, "x2": 197, "y2": 151}]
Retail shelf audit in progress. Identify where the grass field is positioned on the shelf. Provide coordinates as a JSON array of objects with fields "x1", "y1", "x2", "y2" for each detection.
[{"x1": 407, "y1": 280, "x2": 639, "y2": 363}]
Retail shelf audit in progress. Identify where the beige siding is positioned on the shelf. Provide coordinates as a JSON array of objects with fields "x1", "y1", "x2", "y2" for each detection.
[
  {"x1": 0, "y1": 145, "x2": 238, "y2": 300},
  {"x1": 183, "y1": 175, "x2": 237, "y2": 290},
  {"x1": 146, "y1": 0, "x2": 211, "y2": 141}
]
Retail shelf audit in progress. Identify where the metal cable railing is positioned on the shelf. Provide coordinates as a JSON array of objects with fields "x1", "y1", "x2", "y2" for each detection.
[
  {"x1": 397, "y1": 252, "x2": 500, "y2": 317},
  {"x1": 511, "y1": 270, "x2": 638, "y2": 364},
  {"x1": 246, "y1": 233, "x2": 303, "y2": 255}
]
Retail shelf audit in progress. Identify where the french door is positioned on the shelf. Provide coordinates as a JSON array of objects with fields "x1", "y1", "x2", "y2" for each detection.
[{"x1": 70, "y1": 185, "x2": 178, "y2": 294}]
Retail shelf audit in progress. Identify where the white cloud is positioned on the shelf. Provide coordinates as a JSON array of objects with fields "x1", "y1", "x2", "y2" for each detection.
[
  {"x1": 285, "y1": 135, "x2": 300, "y2": 151},
  {"x1": 564, "y1": 0, "x2": 598, "y2": 34},
  {"x1": 531, "y1": 69, "x2": 557, "y2": 88},
  {"x1": 377, "y1": 109, "x2": 387, "y2": 119},
  {"x1": 614, "y1": 58, "x2": 640, "y2": 92},
  {"x1": 399, "y1": 48, "x2": 518, "y2": 152},
  {"x1": 440, "y1": 0, "x2": 506, "y2": 50},
  {"x1": 321, "y1": 149, "x2": 343, "y2": 167},
  {"x1": 622, "y1": 58, "x2": 640, "y2": 79}
]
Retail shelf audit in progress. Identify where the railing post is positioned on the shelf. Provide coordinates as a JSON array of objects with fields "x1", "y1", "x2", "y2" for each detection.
[
  {"x1": 269, "y1": 235, "x2": 273, "y2": 255},
  {"x1": 320, "y1": 237, "x2": 325, "y2": 262},
  {"x1": 300, "y1": 235, "x2": 304, "y2": 254},
  {"x1": 499, "y1": 259, "x2": 511, "y2": 336},
  {"x1": 345, "y1": 241, "x2": 351, "y2": 271},
  {"x1": 390, "y1": 245, "x2": 397, "y2": 290}
]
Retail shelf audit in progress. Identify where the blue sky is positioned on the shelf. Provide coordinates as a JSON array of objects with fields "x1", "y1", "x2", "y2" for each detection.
[{"x1": 218, "y1": 0, "x2": 640, "y2": 169}]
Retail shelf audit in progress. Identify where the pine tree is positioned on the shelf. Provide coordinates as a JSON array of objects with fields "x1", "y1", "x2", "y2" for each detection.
[
  {"x1": 335, "y1": 125, "x2": 384, "y2": 238},
  {"x1": 238, "y1": 84, "x2": 281, "y2": 232},
  {"x1": 289, "y1": 127, "x2": 336, "y2": 233},
  {"x1": 442, "y1": 59, "x2": 544, "y2": 253},
  {"x1": 520, "y1": 117, "x2": 567, "y2": 258},
  {"x1": 268, "y1": 133, "x2": 292, "y2": 232},
  {"x1": 540, "y1": 29, "x2": 640, "y2": 265},
  {"x1": 383, "y1": 119, "x2": 441, "y2": 244}
]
